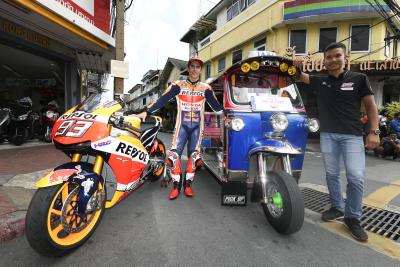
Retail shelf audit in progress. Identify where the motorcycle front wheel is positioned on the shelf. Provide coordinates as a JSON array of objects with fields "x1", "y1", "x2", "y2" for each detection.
[
  {"x1": 261, "y1": 170, "x2": 304, "y2": 235},
  {"x1": 26, "y1": 181, "x2": 106, "y2": 257}
]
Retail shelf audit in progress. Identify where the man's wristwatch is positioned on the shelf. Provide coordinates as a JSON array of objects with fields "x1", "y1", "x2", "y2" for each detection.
[{"x1": 369, "y1": 129, "x2": 381, "y2": 135}]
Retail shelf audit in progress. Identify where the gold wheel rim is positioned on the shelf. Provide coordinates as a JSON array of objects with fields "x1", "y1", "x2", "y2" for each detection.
[{"x1": 47, "y1": 182, "x2": 103, "y2": 247}]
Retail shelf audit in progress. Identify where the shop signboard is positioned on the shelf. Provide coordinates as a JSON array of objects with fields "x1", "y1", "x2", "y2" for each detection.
[{"x1": 35, "y1": 0, "x2": 114, "y2": 46}]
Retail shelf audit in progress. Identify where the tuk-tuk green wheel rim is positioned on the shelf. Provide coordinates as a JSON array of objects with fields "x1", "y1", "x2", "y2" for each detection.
[{"x1": 272, "y1": 192, "x2": 283, "y2": 209}]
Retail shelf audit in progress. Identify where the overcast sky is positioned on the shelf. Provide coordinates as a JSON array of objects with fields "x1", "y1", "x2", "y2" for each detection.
[{"x1": 111, "y1": 0, "x2": 217, "y2": 93}]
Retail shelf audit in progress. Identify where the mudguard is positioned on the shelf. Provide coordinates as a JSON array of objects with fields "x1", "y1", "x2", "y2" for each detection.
[
  {"x1": 248, "y1": 139, "x2": 302, "y2": 158},
  {"x1": 36, "y1": 162, "x2": 105, "y2": 213}
]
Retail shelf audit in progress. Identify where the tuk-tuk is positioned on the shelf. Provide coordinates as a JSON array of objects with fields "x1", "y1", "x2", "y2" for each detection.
[{"x1": 201, "y1": 51, "x2": 319, "y2": 234}]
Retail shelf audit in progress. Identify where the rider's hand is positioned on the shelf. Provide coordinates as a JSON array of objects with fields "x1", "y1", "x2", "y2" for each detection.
[
  {"x1": 365, "y1": 133, "x2": 380, "y2": 150},
  {"x1": 131, "y1": 111, "x2": 147, "y2": 122}
]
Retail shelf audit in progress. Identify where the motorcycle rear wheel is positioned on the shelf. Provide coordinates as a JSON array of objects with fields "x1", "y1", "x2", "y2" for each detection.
[
  {"x1": 26, "y1": 182, "x2": 106, "y2": 257},
  {"x1": 148, "y1": 139, "x2": 166, "y2": 182}
]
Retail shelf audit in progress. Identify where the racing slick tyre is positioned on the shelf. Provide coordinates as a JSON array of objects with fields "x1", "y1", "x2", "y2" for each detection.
[
  {"x1": 261, "y1": 170, "x2": 304, "y2": 235},
  {"x1": 148, "y1": 139, "x2": 166, "y2": 182},
  {"x1": 26, "y1": 181, "x2": 106, "y2": 257}
]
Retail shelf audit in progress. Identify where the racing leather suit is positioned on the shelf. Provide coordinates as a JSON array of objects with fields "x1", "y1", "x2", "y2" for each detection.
[{"x1": 146, "y1": 79, "x2": 222, "y2": 184}]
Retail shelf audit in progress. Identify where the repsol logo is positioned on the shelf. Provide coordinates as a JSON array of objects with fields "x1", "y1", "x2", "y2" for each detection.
[
  {"x1": 60, "y1": 112, "x2": 98, "y2": 120},
  {"x1": 223, "y1": 195, "x2": 246, "y2": 205},
  {"x1": 116, "y1": 142, "x2": 147, "y2": 162},
  {"x1": 94, "y1": 140, "x2": 111, "y2": 148},
  {"x1": 181, "y1": 90, "x2": 204, "y2": 96}
]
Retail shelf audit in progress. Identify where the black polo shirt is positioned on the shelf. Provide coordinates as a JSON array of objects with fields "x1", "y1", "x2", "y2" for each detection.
[{"x1": 309, "y1": 71, "x2": 373, "y2": 136}]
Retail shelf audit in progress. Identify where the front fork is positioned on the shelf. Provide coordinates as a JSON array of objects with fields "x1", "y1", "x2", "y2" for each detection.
[{"x1": 257, "y1": 153, "x2": 292, "y2": 204}]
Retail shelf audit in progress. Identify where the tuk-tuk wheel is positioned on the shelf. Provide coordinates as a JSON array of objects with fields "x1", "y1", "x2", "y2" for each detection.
[{"x1": 261, "y1": 170, "x2": 304, "y2": 235}]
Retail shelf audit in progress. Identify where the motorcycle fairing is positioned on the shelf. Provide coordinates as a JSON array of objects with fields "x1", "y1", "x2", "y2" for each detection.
[
  {"x1": 52, "y1": 111, "x2": 110, "y2": 145},
  {"x1": 35, "y1": 162, "x2": 104, "y2": 213},
  {"x1": 103, "y1": 135, "x2": 149, "y2": 191}
]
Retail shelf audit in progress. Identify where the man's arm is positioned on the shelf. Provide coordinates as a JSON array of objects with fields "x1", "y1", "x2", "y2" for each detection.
[
  {"x1": 130, "y1": 83, "x2": 180, "y2": 121},
  {"x1": 363, "y1": 95, "x2": 380, "y2": 149},
  {"x1": 293, "y1": 60, "x2": 310, "y2": 84}
]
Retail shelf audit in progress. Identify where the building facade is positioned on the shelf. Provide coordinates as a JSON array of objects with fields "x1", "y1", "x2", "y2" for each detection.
[
  {"x1": 181, "y1": 0, "x2": 400, "y2": 109},
  {"x1": 126, "y1": 83, "x2": 143, "y2": 111},
  {"x1": 0, "y1": 0, "x2": 115, "y2": 112}
]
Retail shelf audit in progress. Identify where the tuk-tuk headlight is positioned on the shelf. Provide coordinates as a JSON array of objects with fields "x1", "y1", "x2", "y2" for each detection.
[
  {"x1": 241, "y1": 63, "x2": 250, "y2": 73},
  {"x1": 250, "y1": 61, "x2": 260, "y2": 71},
  {"x1": 307, "y1": 118, "x2": 320, "y2": 132},
  {"x1": 270, "y1": 113, "x2": 288, "y2": 132},
  {"x1": 288, "y1": 66, "x2": 297, "y2": 76},
  {"x1": 231, "y1": 118, "x2": 245, "y2": 131}
]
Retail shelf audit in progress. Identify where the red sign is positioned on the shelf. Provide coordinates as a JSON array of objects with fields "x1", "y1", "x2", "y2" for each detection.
[{"x1": 35, "y1": 0, "x2": 113, "y2": 45}]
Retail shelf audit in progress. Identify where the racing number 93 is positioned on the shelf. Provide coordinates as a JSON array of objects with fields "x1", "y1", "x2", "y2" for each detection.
[{"x1": 55, "y1": 120, "x2": 93, "y2": 138}]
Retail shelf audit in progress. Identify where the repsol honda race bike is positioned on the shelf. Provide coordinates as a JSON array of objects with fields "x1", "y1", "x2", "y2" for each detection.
[{"x1": 25, "y1": 91, "x2": 166, "y2": 256}]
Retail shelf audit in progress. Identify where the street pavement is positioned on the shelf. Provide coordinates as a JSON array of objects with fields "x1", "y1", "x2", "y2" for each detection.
[{"x1": 0, "y1": 133, "x2": 399, "y2": 265}]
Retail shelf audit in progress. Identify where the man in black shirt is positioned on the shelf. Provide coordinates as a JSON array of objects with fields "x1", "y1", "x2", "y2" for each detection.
[{"x1": 297, "y1": 42, "x2": 379, "y2": 242}]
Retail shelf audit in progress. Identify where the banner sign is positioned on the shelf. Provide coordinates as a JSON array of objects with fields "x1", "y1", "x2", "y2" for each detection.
[{"x1": 35, "y1": 0, "x2": 114, "y2": 46}]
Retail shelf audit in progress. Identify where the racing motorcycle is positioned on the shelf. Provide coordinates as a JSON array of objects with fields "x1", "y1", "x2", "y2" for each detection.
[{"x1": 25, "y1": 91, "x2": 166, "y2": 257}]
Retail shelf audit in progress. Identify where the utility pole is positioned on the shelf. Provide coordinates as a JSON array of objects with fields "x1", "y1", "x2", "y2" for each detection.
[{"x1": 114, "y1": 0, "x2": 125, "y2": 98}]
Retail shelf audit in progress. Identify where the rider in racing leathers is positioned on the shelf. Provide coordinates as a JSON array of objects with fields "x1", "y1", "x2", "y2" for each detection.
[{"x1": 134, "y1": 56, "x2": 222, "y2": 200}]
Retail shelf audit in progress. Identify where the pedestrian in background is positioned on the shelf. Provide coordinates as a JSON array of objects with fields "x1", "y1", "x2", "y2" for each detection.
[{"x1": 296, "y1": 42, "x2": 380, "y2": 242}]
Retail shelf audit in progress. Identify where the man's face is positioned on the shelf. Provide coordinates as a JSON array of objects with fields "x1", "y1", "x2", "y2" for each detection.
[
  {"x1": 390, "y1": 134, "x2": 397, "y2": 140},
  {"x1": 188, "y1": 61, "x2": 202, "y2": 81},
  {"x1": 324, "y1": 48, "x2": 347, "y2": 72}
]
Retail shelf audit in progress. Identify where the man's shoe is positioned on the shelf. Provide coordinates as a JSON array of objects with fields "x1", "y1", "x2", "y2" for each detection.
[
  {"x1": 321, "y1": 207, "x2": 344, "y2": 222},
  {"x1": 184, "y1": 182, "x2": 194, "y2": 197},
  {"x1": 169, "y1": 182, "x2": 181, "y2": 200},
  {"x1": 343, "y1": 218, "x2": 368, "y2": 242}
]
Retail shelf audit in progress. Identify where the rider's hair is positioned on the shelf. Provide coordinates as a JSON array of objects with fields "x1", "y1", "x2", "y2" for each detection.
[{"x1": 324, "y1": 42, "x2": 346, "y2": 56}]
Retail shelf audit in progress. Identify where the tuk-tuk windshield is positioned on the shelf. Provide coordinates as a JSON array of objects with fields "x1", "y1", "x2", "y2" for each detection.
[{"x1": 229, "y1": 71, "x2": 304, "y2": 111}]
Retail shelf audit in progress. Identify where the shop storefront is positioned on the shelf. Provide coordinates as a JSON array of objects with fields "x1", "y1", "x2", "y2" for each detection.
[{"x1": 0, "y1": 0, "x2": 115, "y2": 113}]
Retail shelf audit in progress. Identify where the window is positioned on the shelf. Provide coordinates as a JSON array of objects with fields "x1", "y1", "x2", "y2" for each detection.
[
  {"x1": 227, "y1": 7, "x2": 232, "y2": 21},
  {"x1": 205, "y1": 63, "x2": 211, "y2": 79},
  {"x1": 218, "y1": 57, "x2": 226, "y2": 72},
  {"x1": 319, "y1": 27, "x2": 337, "y2": 52},
  {"x1": 350, "y1": 25, "x2": 370, "y2": 52},
  {"x1": 254, "y1": 38, "x2": 266, "y2": 51},
  {"x1": 142, "y1": 98, "x2": 146, "y2": 105},
  {"x1": 232, "y1": 49, "x2": 242, "y2": 64},
  {"x1": 232, "y1": 1, "x2": 239, "y2": 17},
  {"x1": 227, "y1": 0, "x2": 239, "y2": 21},
  {"x1": 248, "y1": 0, "x2": 256, "y2": 6},
  {"x1": 240, "y1": 0, "x2": 247, "y2": 11},
  {"x1": 289, "y1": 29, "x2": 307, "y2": 54}
]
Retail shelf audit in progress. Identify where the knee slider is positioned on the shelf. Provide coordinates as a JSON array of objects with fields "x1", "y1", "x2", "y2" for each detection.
[
  {"x1": 167, "y1": 151, "x2": 182, "y2": 175},
  {"x1": 186, "y1": 151, "x2": 202, "y2": 173}
]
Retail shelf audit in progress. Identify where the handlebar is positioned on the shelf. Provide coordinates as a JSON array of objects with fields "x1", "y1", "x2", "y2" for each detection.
[{"x1": 109, "y1": 116, "x2": 142, "y2": 134}]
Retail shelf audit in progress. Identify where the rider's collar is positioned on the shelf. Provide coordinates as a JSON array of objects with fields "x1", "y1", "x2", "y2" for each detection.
[{"x1": 186, "y1": 78, "x2": 200, "y2": 85}]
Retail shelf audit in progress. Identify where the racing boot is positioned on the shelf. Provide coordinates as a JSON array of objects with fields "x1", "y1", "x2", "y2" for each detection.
[
  {"x1": 184, "y1": 151, "x2": 202, "y2": 197},
  {"x1": 169, "y1": 180, "x2": 182, "y2": 200},
  {"x1": 166, "y1": 151, "x2": 182, "y2": 200},
  {"x1": 183, "y1": 179, "x2": 194, "y2": 197}
]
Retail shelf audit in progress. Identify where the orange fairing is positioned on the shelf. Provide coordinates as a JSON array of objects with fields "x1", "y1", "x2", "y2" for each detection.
[
  {"x1": 52, "y1": 103, "x2": 122, "y2": 145},
  {"x1": 52, "y1": 118, "x2": 109, "y2": 145}
]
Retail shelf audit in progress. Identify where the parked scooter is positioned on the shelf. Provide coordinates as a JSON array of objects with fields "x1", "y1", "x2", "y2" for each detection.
[
  {"x1": 0, "y1": 108, "x2": 11, "y2": 143},
  {"x1": 6, "y1": 97, "x2": 40, "y2": 146},
  {"x1": 41, "y1": 100, "x2": 60, "y2": 142}
]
